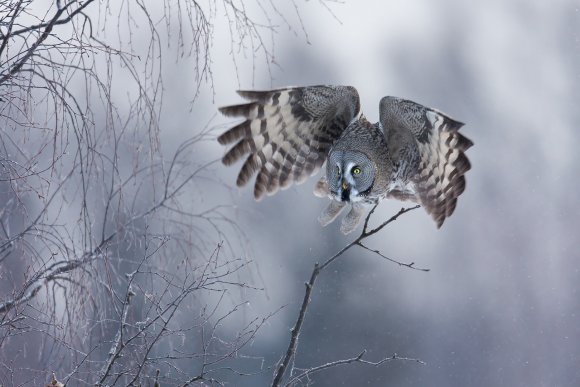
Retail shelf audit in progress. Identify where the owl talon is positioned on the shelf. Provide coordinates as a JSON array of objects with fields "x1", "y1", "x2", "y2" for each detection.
[
  {"x1": 340, "y1": 203, "x2": 364, "y2": 234},
  {"x1": 318, "y1": 200, "x2": 346, "y2": 227}
]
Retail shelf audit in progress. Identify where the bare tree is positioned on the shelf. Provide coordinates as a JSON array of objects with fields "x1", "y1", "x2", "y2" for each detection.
[{"x1": 0, "y1": 1, "x2": 332, "y2": 385}]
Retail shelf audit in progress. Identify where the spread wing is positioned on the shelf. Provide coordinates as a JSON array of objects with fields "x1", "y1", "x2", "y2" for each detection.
[
  {"x1": 218, "y1": 85, "x2": 360, "y2": 200},
  {"x1": 380, "y1": 96, "x2": 473, "y2": 228}
]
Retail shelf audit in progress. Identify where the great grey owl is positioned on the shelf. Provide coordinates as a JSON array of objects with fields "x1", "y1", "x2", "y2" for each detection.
[{"x1": 218, "y1": 85, "x2": 472, "y2": 234}]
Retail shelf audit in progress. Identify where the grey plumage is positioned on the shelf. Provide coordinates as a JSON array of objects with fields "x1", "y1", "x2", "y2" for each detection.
[{"x1": 218, "y1": 85, "x2": 473, "y2": 233}]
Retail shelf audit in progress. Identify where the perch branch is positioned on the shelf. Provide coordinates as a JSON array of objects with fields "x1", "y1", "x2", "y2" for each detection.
[{"x1": 271, "y1": 204, "x2": 423, "y2": 386}]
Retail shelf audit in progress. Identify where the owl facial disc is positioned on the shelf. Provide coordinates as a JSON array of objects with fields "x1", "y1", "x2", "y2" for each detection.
[{"x1": 327, "y1": 150, "x2": 375, "y2": 203}]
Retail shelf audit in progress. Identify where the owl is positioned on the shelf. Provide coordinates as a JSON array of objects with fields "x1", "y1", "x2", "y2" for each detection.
[{"x1": 218, "y1": 85, "x2": 472, "y2": 234}]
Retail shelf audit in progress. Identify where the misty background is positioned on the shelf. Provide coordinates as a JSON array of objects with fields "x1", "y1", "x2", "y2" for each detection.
[{"x1": 2, "y1": 0, "x2": 579, "y2": 386}]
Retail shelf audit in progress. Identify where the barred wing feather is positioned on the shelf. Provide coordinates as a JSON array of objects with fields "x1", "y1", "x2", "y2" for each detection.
[
  {"x1": 218, "y1": 85, "x2": 360, "y2": 199},
  {"x1": 380, "y1": 96, "x2": 473, "y2": 227}
]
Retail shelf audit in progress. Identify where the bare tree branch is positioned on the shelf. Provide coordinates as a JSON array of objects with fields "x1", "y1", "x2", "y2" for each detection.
[
  {"x1": 285, "y1": 350, "x2": 425, "y2": 386},
  {"x1": 271, "y1": 204, "x2": 423, "y2": 387},
  {"x1": 0, "y1": 249, "x2": 101, "y2": 315}
]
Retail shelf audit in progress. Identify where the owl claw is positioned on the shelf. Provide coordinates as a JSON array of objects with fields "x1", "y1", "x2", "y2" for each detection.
[
  {"x1": 318, "y1": 200, "x2": 346, "y2": 227},
  {"x1": 340, "y1": 203, "x2": 364, "y2": 234}
]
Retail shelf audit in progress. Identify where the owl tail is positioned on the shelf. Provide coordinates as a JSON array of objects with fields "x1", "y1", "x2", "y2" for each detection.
[
  {"x1": 318, "y1": 200, "x2": 346, "y2": 227},
  {"x1": 340, "y1": 203, "x2": 364, "y2": 234}
]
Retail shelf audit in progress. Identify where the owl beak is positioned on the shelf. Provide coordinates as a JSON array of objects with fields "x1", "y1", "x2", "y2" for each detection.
[{"x1": 340, "y1": 179, "x2": 351, "y2": 202}]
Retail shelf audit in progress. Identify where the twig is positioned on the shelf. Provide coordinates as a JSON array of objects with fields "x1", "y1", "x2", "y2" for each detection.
[
  {"x1": 97, "y1": 285, "x2": 135, "y2": 385},
  {"x1": 0, "y1": 0, "x2": 97, "y2": 85},
  {"x1": 285, "y1": 350, "x2": 425, "y2": 386},
  {"x1": 356, "y1": 242, "x2": 429, "y2": 272}
]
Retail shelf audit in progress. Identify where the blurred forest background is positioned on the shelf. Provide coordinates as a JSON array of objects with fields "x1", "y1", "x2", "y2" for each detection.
[{"x1": 1, "y1": 0, "x2": 579, "y2": 386}]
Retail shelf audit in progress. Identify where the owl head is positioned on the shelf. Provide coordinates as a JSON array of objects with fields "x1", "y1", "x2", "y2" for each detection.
[{"x1": 326, "y1": 150, "x2": 376, "y2": 203}]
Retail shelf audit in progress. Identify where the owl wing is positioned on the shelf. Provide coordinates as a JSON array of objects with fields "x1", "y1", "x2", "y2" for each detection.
[
  {"x1": 218, "y1": 85, "x2": 361, "y2": 199},
  {"x1": 379, "y1": 96, "x2": 473, "y2": 228}
]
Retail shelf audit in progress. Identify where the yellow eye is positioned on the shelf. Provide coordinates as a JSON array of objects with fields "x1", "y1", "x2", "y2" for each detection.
[{"x1": 352, "y1": 166, "x2": 361, "y2": 175}]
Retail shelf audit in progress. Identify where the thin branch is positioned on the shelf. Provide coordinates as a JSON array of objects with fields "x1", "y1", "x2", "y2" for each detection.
[
  {"x1": 0, "y1": 250, "x2": 100, "y2": 314},
  {"x1": 5, "y1": 0, "x2": 96, "y2": 38},
  {"x1": 285, "y1": 350, "x2": 425, "y2": 386},
  {"x1": 0, "y1": 1, "x2": 97, "y2": 85},
  {"x1": 356, "y1": 242, "x2": 429, "y2": 272},
  {"x1": 363, "y1": 204, "x2": 422, "y2": 238},
  {"x1": 0, "y1": 1, "x2": 21, "y2": 59},
  {"x1": 97, "y1": 284, "x2": 135, "y2": 385}
]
